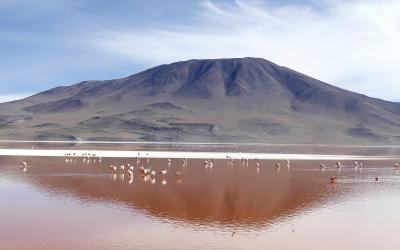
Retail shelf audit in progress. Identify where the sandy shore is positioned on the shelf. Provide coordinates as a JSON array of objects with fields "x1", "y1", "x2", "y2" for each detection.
[{"x1": 0, "y1": 148, "x2": 399, "y2": 160}]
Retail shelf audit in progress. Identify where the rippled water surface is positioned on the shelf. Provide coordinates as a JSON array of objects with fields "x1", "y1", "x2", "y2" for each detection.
[{"x1": 1, "y1": 155, "x2": 400, "y2": 250}]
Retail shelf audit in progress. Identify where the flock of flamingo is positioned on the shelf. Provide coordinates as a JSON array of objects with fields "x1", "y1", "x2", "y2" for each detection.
[
  {"x1": 107, "y1": 154, "x2": 184, "y2": 185},
  {"x1": 18, "y1": 153, "x2": 400, "y2": 184}
]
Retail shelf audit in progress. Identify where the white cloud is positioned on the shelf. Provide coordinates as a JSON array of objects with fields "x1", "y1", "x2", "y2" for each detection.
[
  {"x1": 0, "y1": 94, "x2": 32, "y2": 103},
  {"x1": 87, "y1": 0, "x2": 400, "y2": 101}
]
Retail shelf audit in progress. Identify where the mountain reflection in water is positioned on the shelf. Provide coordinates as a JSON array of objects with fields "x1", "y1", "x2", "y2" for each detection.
[{"x1": 1, "y1": 156, "x2": 400, "y2": 250}]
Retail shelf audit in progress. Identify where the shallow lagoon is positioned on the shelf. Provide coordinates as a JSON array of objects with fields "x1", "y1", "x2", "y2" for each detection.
[{"x1": 1, "y1": 151, "x2": 400, "y2": 250}]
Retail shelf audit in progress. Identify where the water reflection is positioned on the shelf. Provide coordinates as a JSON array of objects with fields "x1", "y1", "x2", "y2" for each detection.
[
  {"x1": 1, "y1": 156, "x2": 400, "y2": 249},
  {"x1": 0, "y1": 157, "x2": 386, "y2": 225}
]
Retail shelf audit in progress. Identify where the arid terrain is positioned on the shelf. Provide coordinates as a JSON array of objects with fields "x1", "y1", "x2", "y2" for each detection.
[{"x1": 1, "y1": 57, "x2": 400, "y2": 144}]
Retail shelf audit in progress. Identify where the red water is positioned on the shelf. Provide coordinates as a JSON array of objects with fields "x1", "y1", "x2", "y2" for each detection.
[{"x1": 1, "y1": 156, "x2": 400, "y2": 249}]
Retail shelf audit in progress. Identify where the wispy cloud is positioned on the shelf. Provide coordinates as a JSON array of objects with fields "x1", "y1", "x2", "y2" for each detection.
[
  {"x1": 88, "y1": 0, "x2": 400, "y2": 101},
  {"x1": 1, "y1": 0, "x2": 400, "y2": 101}
]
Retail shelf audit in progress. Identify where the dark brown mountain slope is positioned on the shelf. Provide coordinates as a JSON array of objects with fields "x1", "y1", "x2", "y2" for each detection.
[{"x1": 1, "y1": 57, "x2": 399, "y2": 144}]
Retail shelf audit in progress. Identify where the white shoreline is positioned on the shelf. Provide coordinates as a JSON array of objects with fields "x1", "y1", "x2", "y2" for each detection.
[
  {"x1": 0, "y1": 140, "x2": 400, "y2": 148},
  {"x1": 0, "y1": 148, "x2": 398, "y2": 160}
]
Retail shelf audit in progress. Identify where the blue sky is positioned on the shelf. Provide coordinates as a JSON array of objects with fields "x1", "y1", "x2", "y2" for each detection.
[{"x1": 1, "y1": 0, "x2": 400, "y2": 102}]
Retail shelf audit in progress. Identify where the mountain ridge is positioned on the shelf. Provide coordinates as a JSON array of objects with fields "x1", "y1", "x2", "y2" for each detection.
[{"x1": 1, "y1": 57, "x2": 400, "y2": 144}]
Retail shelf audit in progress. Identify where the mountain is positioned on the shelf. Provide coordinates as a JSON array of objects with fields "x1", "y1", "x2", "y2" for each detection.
[{"x1": 1, "y1": 57, "x2": 400, "y2": 144}]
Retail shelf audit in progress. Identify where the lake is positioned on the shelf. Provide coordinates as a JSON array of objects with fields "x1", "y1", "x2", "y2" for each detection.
[{"x1": 1, "y1": 151, "x2": 400, "y2": 249}]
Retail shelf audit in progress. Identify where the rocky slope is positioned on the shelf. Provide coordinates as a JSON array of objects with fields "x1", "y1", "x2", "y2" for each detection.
[{"x1": 1, "y1": 57, "x2": 400, "y2": 144}]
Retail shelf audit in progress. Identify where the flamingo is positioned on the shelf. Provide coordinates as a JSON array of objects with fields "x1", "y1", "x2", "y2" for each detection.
[
  {"x1": 136, "y1": 153, "x2": 140, "y2": 165},
  {"x1": 330, "y1": 176, "x2": 338, "y2": 184},
  {"x1": 140, "y1": 167, "x2": 150, "y2": 175},
  {"x1": 159, "y1": 169, "x2": 168, "y2": 175}
]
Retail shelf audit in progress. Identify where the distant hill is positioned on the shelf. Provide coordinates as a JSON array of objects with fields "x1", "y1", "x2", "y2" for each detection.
[{"x1": 1, "y1": 57, "x2": 400, "y2": 144}]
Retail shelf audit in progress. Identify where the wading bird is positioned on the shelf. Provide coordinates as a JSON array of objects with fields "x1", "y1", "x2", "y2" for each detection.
[
  {"x1": 139, "y1": 166, "x2": 150, "y2": 175},
  {"x1": 110, "y1": 165, "x2": 117, "y2": 172},
  {"x1": 20, "y1": 162, "x2": 28, "y2": 173},
  {"x1": 330, "y1": 176, "x2": 338, "y2": 184}
]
